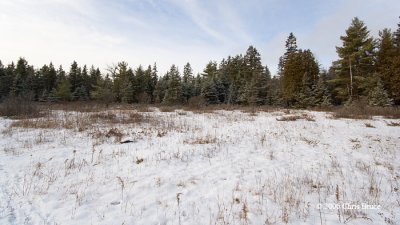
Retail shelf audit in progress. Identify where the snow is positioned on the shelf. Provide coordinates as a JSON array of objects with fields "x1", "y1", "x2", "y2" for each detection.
[{"x1": 0, "y1": 109, "x2": 399, "y2": 225}]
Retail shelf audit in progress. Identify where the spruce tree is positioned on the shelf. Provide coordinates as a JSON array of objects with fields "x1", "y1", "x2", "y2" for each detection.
[
  {"x1": 333, "y1": 17, "x2": 375, "y2": 103},
  {"x1": 368, "y1": 78, "x2": 393, "y2": 106},
  {"x1": 68, "y1": 61, "x2": 82, "y2": 95},
  {"x1": 11, "y1": 58, "x2": 34, "y2": 98},
  {"x1": 390, "y1": 19, "x2": 400, "y2": 104},
  {"x1": 163, "y1": 65, "x2": 182, "y2": 105},
  {"x1": 182, "y1": 62, "x2": 194, "y2": 103},
  {"x1": 56, "y1": 79, "x2": 72, "y2": 101},
  {"x1": 0, "y1": 61, "x2": 13, "y2": 100},
  {"x1": 201, "y1": 78, "x2": 219, "y2": 105}
]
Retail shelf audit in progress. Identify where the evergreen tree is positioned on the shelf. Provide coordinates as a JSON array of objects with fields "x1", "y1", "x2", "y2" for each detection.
[
  {"x1": 91, "y1": 74, "x2": 114, "y2": 105},
  {"x1": 150, "y1": 63, "x2": 158, "y2": 103},
  {"x1": 281, "y1": 49, "x2": 319, "y2": 106},
  {"x1": 193, "y1": 74, "x2": 202, "y2": 97},
  {"x1": 182, "y1": 62, "x2": 194, "y2": 103},
  {"x1": 376, "y1": 29, "x2": 394, "y2": 90},
  {"x1": 0, "y1": 61, "x2": 13, "y2": 100},
  {"x1": 56, "y1": 79, "x2": 72, "y2": 101},
  {"x1": 368, "y1": 78, "x2": 393, "y2": 106},
  {"x1": 56, "y1": 65, "x2": 66, "y2": 85},
  {"x1": 68, "y1": 61, "x2": 82, "y2": 95},
  {"x1": 333, "y1": 17, "x2": 375, "y2": 103},
  {"x1": 111, "y1": 61, "x2": 129, "y2": 102},
  {"x1": 81, "y1": 65, "x2": 91, "y2": 98},
  {"x1": 89, "y1": 66, "x2": 101, "y2": 95},
  {"x1": 163, "y1": 65, "x2": 182, "y2": 105},
  {"x1": 390, "y1": 19, "x2": 400, "y2": 104},
  {"x1": 278, "y1": 33, "x2": 298, "y2": 74},
  {"x1": 201, "y1": 77, "x2": 219, "y2": 104},
  {"x1": 11, "y1": 58, "x2": 34, "y2": 97}
]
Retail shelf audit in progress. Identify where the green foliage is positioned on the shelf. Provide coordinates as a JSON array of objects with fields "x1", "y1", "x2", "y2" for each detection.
[
  {"x1": 182, "y1": 62, "x2": 194, "y2": 103},
  {"x1": 91, "y1": 75, "x2": 114, "y2": 105},
  {"x1": 56, "y1": 79, "x2": 72, "y2": 101},
  {"x1": 163, "y1": 65, "x2": 182, "y2": 105},
  {"x1": 201, "y1": 78, "x2": 219, "y2": 105},
  {"x1": 368, "y1": 78, "x2": 393, "y2": 106},
  {"x1": 281, "y1": 48, "x2": 319, "y2": 106},
  {"x1": 333, "y1": 17, "x2": 375, "y2": 102}
]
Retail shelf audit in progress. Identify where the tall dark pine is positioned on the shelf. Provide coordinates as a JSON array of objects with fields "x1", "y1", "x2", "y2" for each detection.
[
  {"x1": 182, "y1": 62, "x2": 194, "y2": 103},
  {"x1": 68, "y1": 61, "x2": 82, "y2": 95},
  {"x1": 0, "y1": 61, "x2": 12, "y2": 99},
  {"x1": 163, "y1": 65, "x2": 182, "y2": 105},
  {"x1": 278, "y1": 33, "x2": 298, "y2": 74},
  {"x1": 334, "y1": 17, "x2": 374, "y2": 103},
  {"x1": 390, "y1": 19, "x2": 400, "y2": 104},
  {"x1": 11, "y1": 58, "x2": 34, "y2": 98}
]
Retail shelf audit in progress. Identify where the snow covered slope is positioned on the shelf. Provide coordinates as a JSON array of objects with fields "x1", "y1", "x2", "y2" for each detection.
[{"x1": 0, "y1": 109, "x2": 399, "y2": 225}]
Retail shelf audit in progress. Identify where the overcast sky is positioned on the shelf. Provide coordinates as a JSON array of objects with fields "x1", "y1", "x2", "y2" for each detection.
[{"x1": 0, "y1": 0, "x2": 399, "y2": 75}]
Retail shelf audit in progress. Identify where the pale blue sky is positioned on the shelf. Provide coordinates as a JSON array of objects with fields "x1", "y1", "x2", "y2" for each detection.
[{"x1": 0, "y1": 0, "x2": 399, "y2": 75}]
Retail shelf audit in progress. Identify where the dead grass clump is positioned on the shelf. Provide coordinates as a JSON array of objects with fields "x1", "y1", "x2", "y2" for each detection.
[
  {"x1": 48, "y1": 102, "x2": 106, "y2": 112},
  {"x1": 89, "y1": 111, "x2": 148, "y2": 124},
  {"x1": 134, "y1": 104, "x2": 153, "y2": 112},
  {"x1": 276, "y1": 113, "x2": 315, "y2": 122},
  {"x1": 89, "y1": 112, "x2": 118, "y2": 123},
  {"x1": 0, "y1": 97, "x2": 41, "y2": 118},
  {"x1": 276, "y1": 115, "x2": 301, "y2": 121},
  {"x1": 331, "y1": 105, "x2": 400, "y2": 120},
  {"x1": 106, "y1": 128, "x2": 123, "y2": 139},
  {"x1": 331, "y1": 107, "x2": 372, "y2": 120},
  {"x1": 10, "y1": 118, "x2": 59, "y2": 129},
  {"x1": 386, "y1": 121, "x2": 400, "y2": 126},
  {"x1": 185, "y1": 135, "x2": 217, "y2": 145},
  {"x1": 365, "y1": 123, "x2": 375, "y2": 128},
  {"x1": 158, "y1": 105, "x2": 177, "y2": 112},
  {"x1": 126, "y1": 112, "x2": 146, "y2": 123}
]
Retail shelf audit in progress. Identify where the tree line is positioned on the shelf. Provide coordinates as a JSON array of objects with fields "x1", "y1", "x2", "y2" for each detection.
[{"x1": 0, "y1": 17, "x2": 399, "y2": 107}]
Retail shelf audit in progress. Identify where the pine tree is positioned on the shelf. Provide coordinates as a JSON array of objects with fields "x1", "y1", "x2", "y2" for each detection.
[
  {"x1": 278, "y1": 33, "x2": 298, "y2": 74},
  {"x1": 281, "y1": 49, "x2": 319, "y2": 106},
  {"x1": 89, "y1": 66, "x2": 101, "y2": 95},
  {"x1": 182, "y1": 62, "x2": 194, "y2": 103},
  {"x1": 150, "y1": 63, "x2": 158, "y2": 103},
  {"x1": 193, "y1": 74, "x2": 202, "y2": 97},
  {"x1": 68, "y1": 61, "x2": 82, "y2": 95},
  {"x1": 201, "y1": 78, "x2": 219, "y2": 105},
  {"x1": 91, "y1": 74, "x2": 114, "y2": 106},
  {"x1": 110, "y1": 61, "x2": 129, "y2": 102},
  {"x1": 368, "y1": 78, "x2": 393, "y2": 106},
  {"x1": 376, "y1": 29, "x2": 394, "y2": 90},
  {"x1": 81, "y1": 65, "x2": 91, "y2": 98},
  {"x1": 0, "y1": 61, "x2": 13, "y2": 100},
  {"x1": 163, "y1": 65, "x2": 182, "y2": 105},
  {"x1": 11, "y1": 58, "x2": 34, "y2": 98},
  {"x1": 56, "y1": 79, "x2": 72, "y2": 101},
  {"x1": 333, "y1": 17, "x2": 375, "y2": 103},
  {"x1": 390, "y1": 19, "x2": 400, "y2": 104}
]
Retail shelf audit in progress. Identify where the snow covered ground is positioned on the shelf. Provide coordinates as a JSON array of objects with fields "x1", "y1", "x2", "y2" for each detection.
[{"x1": 0, "y1": 108, "x2": 399, "y2": 225}]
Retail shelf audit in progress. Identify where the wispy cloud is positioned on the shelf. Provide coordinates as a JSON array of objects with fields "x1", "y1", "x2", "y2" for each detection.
[{"x1": 0, "y1": 0, "x2": 399, "y2": 75}]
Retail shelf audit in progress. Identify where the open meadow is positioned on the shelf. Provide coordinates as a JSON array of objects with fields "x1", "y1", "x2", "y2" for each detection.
[{"x1": 0, "y1": 105, "x2": 399, "y2": 225}]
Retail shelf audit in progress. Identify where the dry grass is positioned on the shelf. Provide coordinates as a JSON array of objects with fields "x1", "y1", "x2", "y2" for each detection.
[
  {"x1": 0, "y1": 97, "x2": 41, "y2": 119},
  {"x1": 330, "y1": 106, "x2": 400, "y2": 120},
  {"x1": 9, "y1": 110, "x2": 152, "y2": 132},
  {"x1": 386, "y1": 121, "x2": 400, "y2": 126},
  {"x1": 184, "y1": 135, "x2": 218, "y2": 145},
  {"x1": 276, "y1": 113, "x2": 315, "y2": 122}
]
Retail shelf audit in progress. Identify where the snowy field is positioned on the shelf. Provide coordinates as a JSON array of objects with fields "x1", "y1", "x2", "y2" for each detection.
[{"x1": 0, "y1": 108, "x2": 399, "y2": 225}]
